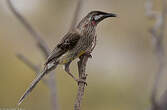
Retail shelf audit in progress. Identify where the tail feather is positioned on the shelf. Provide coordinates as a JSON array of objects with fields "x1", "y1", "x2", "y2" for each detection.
[
  {"x1": 18, "y1": 69, "x2": 47, "y2": 105},
  {"x1": 18, "y1": 61, "x2": 58, "y2": 106}
]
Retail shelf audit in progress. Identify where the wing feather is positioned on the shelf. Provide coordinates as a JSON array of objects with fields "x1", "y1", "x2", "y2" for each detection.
[{"x1": 45, "y1": 32, "x2": 81, "y2": 65}]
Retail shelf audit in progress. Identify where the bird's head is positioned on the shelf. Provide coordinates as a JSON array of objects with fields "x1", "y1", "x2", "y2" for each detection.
[{"x1": 78, "y1": 11, "x2": 116, "y2": 28}]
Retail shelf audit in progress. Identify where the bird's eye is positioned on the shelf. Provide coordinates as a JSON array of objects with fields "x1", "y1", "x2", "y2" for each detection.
[{"x1": 94, "y1": 15, "x2": 103, "y2": 21}]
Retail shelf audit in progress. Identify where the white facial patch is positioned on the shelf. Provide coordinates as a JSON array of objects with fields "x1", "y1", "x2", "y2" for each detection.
[{"x1": 94, "y1": 15, "x2": 103, "y2": 21}]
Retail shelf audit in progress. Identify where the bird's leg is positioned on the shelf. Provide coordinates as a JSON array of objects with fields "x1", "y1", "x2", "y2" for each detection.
[
  {"x1": 85, "y1": 52, "x2": 92, "y2": 58},
  {"x1": 64, "y1": 61, "x2": 78, "y2": 81},
  {"x1": 64, "y1": 61, "x2": 87, "y2": 85}
]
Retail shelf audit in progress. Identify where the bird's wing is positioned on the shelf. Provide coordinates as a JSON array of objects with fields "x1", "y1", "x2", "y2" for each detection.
[
  {"x1": 18, "y1": 32, "x2": 81, "y2": 105},
  {"x1": 45, "y1": 32, "x2": 81, "y2": 65}
]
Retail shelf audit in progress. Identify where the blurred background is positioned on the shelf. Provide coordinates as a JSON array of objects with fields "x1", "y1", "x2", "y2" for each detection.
[{"x1": 0, "y1": 0, "x2": 167, "y2": 110}]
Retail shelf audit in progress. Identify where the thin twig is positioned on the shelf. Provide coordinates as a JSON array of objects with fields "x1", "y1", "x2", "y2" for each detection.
[
  {"x1": 70, "y1": 0, "x2": 84, "y2": 30},
  {"x1": 74, "y1": 55, "x2": 89, "y2": 110},
  {"x1": 7, "y1": 0, "x2": 58, "y2": 110},
  {"x1": 145, "y1": 0, "x2": 167, "y2": 109},
  {"x1": 16, "y1": 54, "x2": 40, "y2": 72},
  {"x1": 7, "y1": 0, "x2": 50, "y2": 57},
  {"x1": 16, "y1": 53, "x2": 48, "y2": 84}
]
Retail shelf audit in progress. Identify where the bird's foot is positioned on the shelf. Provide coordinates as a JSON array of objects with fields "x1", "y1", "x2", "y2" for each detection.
[
  {"x1": 85, "y1": 52, "x2": 92, "y2": 58},
  {"x1": 76, "y1": 79, "x2": 87, "y2": 86}
]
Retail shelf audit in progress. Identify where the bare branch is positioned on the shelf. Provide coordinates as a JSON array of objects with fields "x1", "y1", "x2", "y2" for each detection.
[
  {"x1": 16, "y1": 54, "x2": 40, "y2": 72},
  {"x1": 70, "y1": 0, "x2": 84, "y2": 30},
  {"x1": 74, "y1": 54, "x2": 89, "y2": 110},
  {"x1": 16, "y1": 53, "x2": 48, "y2": 84},
  {"x1": 7, "y1": 0, "x2": 58, "y2": 110},
  {"x1": 145, "y1": 0, "x2": 167, "y2": 109},
  {"x1": 7, "y1": 0, "x2": 50, "y2": 57}
]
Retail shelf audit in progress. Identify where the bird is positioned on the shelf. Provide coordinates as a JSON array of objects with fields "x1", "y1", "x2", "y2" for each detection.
[{"x1": 18, "y1": 11, "x2": 116, "y2": 105}]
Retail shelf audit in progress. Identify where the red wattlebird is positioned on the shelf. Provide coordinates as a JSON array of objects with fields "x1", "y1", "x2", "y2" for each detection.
[{"x1": 18, "y1": 11, "x2": 116, "y2": 105}]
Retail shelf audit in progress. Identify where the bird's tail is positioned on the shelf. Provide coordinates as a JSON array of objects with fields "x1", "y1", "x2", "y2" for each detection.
[{"x1": 18, "y1": 62, "x2": 57, "y2": 105}]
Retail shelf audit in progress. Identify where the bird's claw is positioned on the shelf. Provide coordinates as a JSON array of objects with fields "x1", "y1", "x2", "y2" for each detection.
[
  {"x1": 76, "y1": 79, "x2": 87, "y2": 86},
  {"x1": 85, "y1": 52, "x2": 92, "y2": 58}
]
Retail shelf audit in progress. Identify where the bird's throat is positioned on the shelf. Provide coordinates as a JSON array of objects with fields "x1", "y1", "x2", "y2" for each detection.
[{"x1": 92, "y1": 21, "x2": 96, "y2": 25}]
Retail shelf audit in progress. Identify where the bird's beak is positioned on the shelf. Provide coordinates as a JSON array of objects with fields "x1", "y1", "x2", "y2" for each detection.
[
  {"x1": 103, "y1": 13, "x2": 117, "y2": 18},
  {"x1": 94, "y1": 12, "x2": 117, "y2": 24}
]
